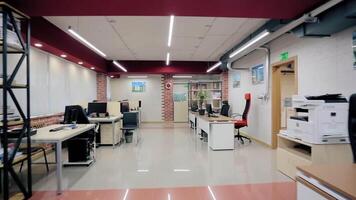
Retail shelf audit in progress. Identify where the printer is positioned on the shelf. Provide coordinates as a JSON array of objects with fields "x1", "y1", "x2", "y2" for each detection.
[{"x1": 286, "y1": 94, "x2": 349, "y2": 144}]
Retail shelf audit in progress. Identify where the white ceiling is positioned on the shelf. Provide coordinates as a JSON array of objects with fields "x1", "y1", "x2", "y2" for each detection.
[{"x1": 45, "y1": 16, "x2": 267, "y2": 61}]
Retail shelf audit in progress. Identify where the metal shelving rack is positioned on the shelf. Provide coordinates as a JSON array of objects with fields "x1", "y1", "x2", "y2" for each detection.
[{"x1": 0, "y1": 3, "x2": 31, "y2": 199}]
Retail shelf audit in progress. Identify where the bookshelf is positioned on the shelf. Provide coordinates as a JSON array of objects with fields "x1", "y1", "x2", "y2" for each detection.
[{"x1": 188, "y1": 81, "x2": 222, "y2": 111}]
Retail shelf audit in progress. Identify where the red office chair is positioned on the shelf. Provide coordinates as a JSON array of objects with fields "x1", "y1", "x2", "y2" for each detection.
[{"x1": 233, "y1": 93, "x2": 252, "y2": 144}]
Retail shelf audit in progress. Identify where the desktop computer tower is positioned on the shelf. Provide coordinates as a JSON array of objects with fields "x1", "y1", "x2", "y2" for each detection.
[{"x1": 68, "y1": 138, "x2": 90, "y2": 162}]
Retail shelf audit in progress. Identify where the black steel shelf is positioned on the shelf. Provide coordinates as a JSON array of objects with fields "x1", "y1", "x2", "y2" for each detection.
[
  {"x1": 0, "y1": 84, "x2": 28, "y2": 89},
  {"x1": 0, "y1": 3, "x2": 32, "y2": 200}
]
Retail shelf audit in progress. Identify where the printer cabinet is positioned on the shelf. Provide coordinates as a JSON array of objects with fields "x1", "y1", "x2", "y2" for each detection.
[
  {"x1": 277, "y1": 134, "x2": 353, "y2": 179},
  {"x1": 100, "y1": 121, "x2": 122, "y2": 145}
]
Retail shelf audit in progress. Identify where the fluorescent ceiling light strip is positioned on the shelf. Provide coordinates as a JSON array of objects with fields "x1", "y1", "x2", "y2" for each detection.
[
  {"x1": 113, "y1": 61, "x2": 127, "y2": 72},
  {"x1": 172, "y1": 76, "x2": 192, "y2": 78},
  {"x1": 173, "y1": 169, "x2": 191, "y2": 172},
  {"x1": 166, "y1": 52, "x2": 170, "y2": 65},
  {"x1": 68, "y1": 27, "x2": 107, "y2": 57},
  {"x1": 137, "y1": 169, "x2": 149, "y2": 172},
  {"x1": 167, "y1": 15, "x2": 175, "y2": 47},
  {"x1": 206, "y1": 62, "x2": 222, "y2": 73},
  {"x1": 229, "y1": 30, "x2": 270, "y2": 58},
  {"x1": 128, "y1": 76, "x2": 148, "y2": 79},
  {"x1": 207, "y1": 186, "x2": 217, "y2": 200}
]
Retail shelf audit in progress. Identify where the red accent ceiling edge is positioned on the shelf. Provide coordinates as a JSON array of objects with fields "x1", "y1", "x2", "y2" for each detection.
[
  {"x1": 31, "y1": 17, "x2": 108, "y2": 72},
  {"x1": 107, "y1": 61, "x2": 222, "y2": 75}
]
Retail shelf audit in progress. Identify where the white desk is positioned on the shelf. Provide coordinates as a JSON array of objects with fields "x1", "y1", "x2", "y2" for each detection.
[
  {"x1": 196, "y1": 115, "x2": 235, "y2": 150},
  {"x1": 31, "y1": 124, "x2": 96, "y2": 194},
  {"x1": 189, "y1": 111, "x2": 198, "y2": 130},
  {"x1": 88, "y1": 115, "x2": 122, "y2": 148}
]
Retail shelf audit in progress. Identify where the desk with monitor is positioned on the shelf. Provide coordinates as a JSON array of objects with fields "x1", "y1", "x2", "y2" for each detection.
[
  {"x1": 87, "y1": 102, "x2": 123, "y2": 147},
  {"x1": 196, "y1": 114, "x2": 235, "y2": 150}
]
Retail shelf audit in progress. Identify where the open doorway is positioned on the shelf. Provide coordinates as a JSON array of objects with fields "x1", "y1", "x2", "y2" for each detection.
[{"x1": 271, "y1": 57, "x2": 298, "y2": 148}]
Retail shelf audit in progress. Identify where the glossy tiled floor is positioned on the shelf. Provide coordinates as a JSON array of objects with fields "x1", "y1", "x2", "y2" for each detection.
[{"x1": 26, "y1": 123, "x2": 293, "y2": 199}]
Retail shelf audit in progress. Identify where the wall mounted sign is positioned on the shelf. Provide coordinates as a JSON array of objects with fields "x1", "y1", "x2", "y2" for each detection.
[
  {"x1": 353, "y1": 31, "x2": 356, "y2": 69},
  {"x1": 280, "y1": 52, "x2": 289, "y2": 61},
  {"x1": 232, "y1": 72, "x2": 241, "y2": 88},
  {"x1": 251, "y1": 64, "x2": 264, "y2": 85},
  {"x1": 132, "y1": 81, "x2": 146, "y2": 92}
]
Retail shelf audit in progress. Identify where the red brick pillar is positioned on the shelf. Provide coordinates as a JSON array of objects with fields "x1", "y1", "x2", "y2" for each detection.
[
  {"x1": 161, "y1": 74, "x2": 174, "y2": 121},
  {"x1": 96, "y1": 73, "x2": 107, "y2": 102},
  {"x1": 221, "y1": 71, "x2": 229, "y2": 101}
]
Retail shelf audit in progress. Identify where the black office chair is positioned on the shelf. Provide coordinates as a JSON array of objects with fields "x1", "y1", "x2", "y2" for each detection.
[
  {"x1": 220, "y1": 102, "x2": 230, "y2": 117},
  {"x1": 121, "y1": 112, "x2": 139, "y2": 143},
  {"x1": 349, "y1": 94, "x2": 356, "y2": 163}
]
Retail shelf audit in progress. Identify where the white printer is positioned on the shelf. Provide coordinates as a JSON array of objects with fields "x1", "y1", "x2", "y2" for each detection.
[{"x1": 286, "y1": 94, "x2": 349, "y2": 144}]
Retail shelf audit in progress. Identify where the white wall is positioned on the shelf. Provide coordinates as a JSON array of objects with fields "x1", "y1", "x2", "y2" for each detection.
[
  {"x1": 229, "y1": 26, "x2": 356, "y2": 145},
  {"x1": 110, "y1": 75, "x2": 163, "y2": 122},
  {"x1": 1, "y1": 48, "x2": 97, "y2": 117}
]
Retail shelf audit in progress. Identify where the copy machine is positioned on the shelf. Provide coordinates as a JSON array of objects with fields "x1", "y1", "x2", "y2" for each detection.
[{"x1": 286, "y1": 94, "x2": 349, "y2": 144}]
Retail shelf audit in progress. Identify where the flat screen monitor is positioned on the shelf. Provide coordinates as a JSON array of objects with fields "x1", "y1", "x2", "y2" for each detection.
[
  {"x1": 87, "y1": 102, "x2": 107, "y2": 115},
  {"x1": 121, "y1": 102, "x2": 130, "y2": 113},
  {"x1": 206, "y1": 104, "x2": 213, "y2": 114},
  {"x1": 64, "y1": 105, "x2": 89, "y2": 124}
]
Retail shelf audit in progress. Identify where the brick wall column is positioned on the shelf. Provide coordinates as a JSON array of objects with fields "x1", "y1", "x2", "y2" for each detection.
[
  {"x1": 161, "y1": 74, "x2": 174, "y2": 121},
  {"x1": 96, "y1": 73, "x2": 107, "y2": 102},
  {"x1": 221, "y1": 71, "x2": 229, "y2": 101}
]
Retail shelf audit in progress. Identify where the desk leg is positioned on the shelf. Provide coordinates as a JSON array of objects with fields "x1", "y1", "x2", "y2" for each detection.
[
  {"x1": 56, "y1": 142, "x2": 62, "y2": 194},
  {"x1": 112, "y1": 121, "x2": 115, "y2": 148}
]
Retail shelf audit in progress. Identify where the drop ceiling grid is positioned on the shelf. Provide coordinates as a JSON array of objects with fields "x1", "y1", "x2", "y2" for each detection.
[{"x1": 45, "y1": 16, "x2": 268, "y2": 61}]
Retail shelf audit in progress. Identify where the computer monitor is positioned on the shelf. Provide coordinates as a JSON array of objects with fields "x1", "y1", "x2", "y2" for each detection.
[
  {"x1": 191, "y1": 102, "x2": 198, "y2": 112},
  {"x1": 87, "y1": 102, "x2": 107, "y2": 115},
  {"x1": 120, "y1": 102, "x2": 130, "y2": 113},
  {"x1": 64, "y1": 105, "x2": 89, "y2": 124},
  {"x1": 206, "y1": 104, "x2": 213, "y2": 114},
  {"x1": 349, "y1": 94, "x2": 356, "y2": 163}
]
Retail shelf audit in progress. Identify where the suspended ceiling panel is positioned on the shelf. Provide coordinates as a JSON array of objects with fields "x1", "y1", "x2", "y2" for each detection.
[{"x1": 45, "y1": 16, "x2": 267, "y2": 61}]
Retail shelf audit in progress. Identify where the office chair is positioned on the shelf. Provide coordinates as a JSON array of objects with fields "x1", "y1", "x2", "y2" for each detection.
[
  {"x1": 349, "y1": 94, "x2": 356, "y2": 163},
  {"x1": 121, "y1": 112, "x2": 139, "y2": 143},
  {"x1": 233, "y1": 93, "x2": 252, "y2": 144},
  {"x1": 220, "y1": 101, "x2": 230, "y2": 117}
]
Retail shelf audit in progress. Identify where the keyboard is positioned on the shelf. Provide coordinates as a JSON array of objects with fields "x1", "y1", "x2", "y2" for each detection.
[{"x1": 209, "y1": 114, "x2": 219, "y2": 118}]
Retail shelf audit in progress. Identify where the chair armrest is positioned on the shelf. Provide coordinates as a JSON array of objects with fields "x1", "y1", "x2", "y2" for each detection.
[{"x1": 231, "y1": 113, "x2": 242, "y2": 119}]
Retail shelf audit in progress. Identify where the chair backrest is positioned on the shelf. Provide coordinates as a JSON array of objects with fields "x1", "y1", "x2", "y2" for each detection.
[
  {"x1": 242, "y1": 93, "x2": 251, "y2": 121},
  {"x1": 349, "y1": 94, "x2": 356, "y2": 163},
  {"x1": 220, "y1": 104, "x2": 230, "y2": 117},
  {"x1": 123, "y1": 112, "x2": 138, "y2": 127}
]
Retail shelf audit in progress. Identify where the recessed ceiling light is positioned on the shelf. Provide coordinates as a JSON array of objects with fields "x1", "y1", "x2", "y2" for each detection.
[
  {"x1": 113, "y1": 61, "x2": 127, "y2": 72},
  {"x1": 91, "y1": 67, "x2": 95, "y2": 70},
  {"x1": 68, "y1": 26, "x2": 107, "y2": 58},
  {"x1": 34, "y1": 43, "x2": 43, "y2": 47},
  {"x1": 207, "y1": 62, "x2": 222, "y2": 73},
  {"x1": 60, "y1": 54, "x2": 67, "y2": 58},
  {"x1": 78, "y1": 61, "x2": 83, "y2": 65},
  {"x1": 110, "y1": 75, "x2": 114, "y2": 78}
]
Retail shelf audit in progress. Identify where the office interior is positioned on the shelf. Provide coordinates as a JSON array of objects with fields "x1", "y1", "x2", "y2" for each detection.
[{"x1": 0, "y1": 0, "x2": 356, "y2": 199}]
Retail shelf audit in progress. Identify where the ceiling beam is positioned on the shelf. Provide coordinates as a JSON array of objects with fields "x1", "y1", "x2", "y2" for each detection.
[
  {"x1": 107, "y1": 61, "x2": 221, "y2": 74},
  {"x1": 7, "y1": 0, "x2": 324, "y2": 19}
]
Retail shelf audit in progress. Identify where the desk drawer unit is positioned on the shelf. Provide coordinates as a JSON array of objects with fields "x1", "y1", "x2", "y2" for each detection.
[
  {"x1": 100, "y1": 122, "x2": 121, "y2": 145},
  {"x1": 209, "y1": 122, "x2": 234, "y2": 150}
]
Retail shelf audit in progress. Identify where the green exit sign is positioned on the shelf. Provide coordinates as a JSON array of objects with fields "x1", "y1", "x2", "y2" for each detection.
[{"x1": 280, "y1": 52, "x2": 289, "y2": 61}]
